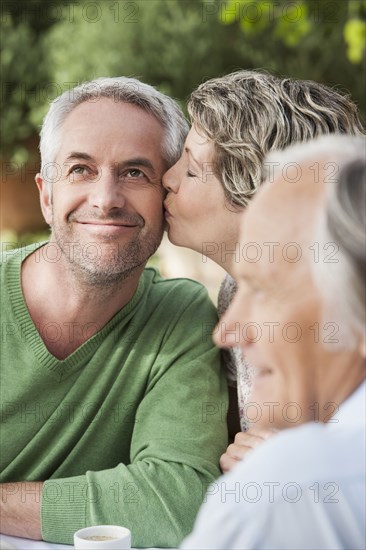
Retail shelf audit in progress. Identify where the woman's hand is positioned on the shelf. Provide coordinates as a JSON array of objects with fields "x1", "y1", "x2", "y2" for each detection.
[{"x1": 220, "y1": 427, "x2": 278, "y2": 473}]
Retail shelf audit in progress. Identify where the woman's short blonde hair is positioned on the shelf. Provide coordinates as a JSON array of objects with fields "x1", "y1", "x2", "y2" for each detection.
[{"x1": 188, "y1": 70, "x2": 364, "y2": 207}]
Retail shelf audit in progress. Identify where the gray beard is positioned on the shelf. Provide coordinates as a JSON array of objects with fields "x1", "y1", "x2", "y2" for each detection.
[{"x1": 51, "y1": 221, "x2": 163, "y2": 287}]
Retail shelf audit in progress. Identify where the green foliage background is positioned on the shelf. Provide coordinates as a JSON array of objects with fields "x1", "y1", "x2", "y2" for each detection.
[{"x1": 1, "y1": 0, "x2": 365, "y2": 161}]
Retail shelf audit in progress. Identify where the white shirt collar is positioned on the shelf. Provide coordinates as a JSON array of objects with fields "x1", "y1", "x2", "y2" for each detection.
[{"x1": 329, "y1": 379, "x2": 366, "y2": 427}]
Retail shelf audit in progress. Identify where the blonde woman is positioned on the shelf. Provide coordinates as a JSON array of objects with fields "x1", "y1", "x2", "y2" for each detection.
[{"x1": 163, "y1": 70, "x2": 364, "y2": 466}]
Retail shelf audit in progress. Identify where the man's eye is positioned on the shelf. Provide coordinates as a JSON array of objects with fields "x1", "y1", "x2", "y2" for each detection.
[
  {"x1": 125, "y1": 169, "x2": 145, "y2": 178},
  {"x1": 68, "y1": 165, "x2": 99, "y2": 181},
  {"x1": 186, "y1": 170, "x2": 196, "y2": 178},
  {"x1": 70, "y1": 165, "x2": 89, "y2": 176}
]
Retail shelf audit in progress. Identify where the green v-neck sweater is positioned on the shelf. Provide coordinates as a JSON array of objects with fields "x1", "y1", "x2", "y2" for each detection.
[{"x1": 1, "y1": 244, "x2": 228, "y2": 547}]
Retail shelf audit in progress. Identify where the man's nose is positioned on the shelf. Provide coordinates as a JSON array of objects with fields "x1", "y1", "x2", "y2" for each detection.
[
  {"x1": 213, "y1": 293, "x2": 253, "y2": 349},
  {"x1": 162, "y1": 162, "x2": 180, "y2": 193},
  {"x1": 89, "y1": 169, "x2": 126, "y2": 213}
]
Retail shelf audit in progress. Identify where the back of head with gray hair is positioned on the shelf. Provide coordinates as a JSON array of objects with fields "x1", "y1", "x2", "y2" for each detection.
[
  {"x1": 327, "y1": 159, "x2": 366, "y2": 285},
  {"x1": 321, "y1": 142, "x2": 366, "y2": 338},
  {"x1": 188, "y1": 70, "x2": 365, "y2": 207},
  {"x1": 267, "y1": 134, "x2": 366, "y2": 342},
  {"x1": 40, "y1": 77, "x2": 189, "y2": 186}
]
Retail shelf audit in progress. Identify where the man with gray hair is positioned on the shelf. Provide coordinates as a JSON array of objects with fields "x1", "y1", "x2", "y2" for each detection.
[{"x1": 0, "y1": 78, "x2": 228, "y2": 546}]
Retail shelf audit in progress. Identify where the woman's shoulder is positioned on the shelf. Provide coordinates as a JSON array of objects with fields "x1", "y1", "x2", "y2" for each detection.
[
  {"x1": 217, "y1": 274, "x2": 237, "y2": 318},
  {"x1": 217, "y1": 274, "x2": 242, "y2": 377}
]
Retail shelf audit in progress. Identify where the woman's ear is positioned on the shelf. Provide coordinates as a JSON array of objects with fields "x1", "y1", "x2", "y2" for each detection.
[{"x1": 35, "y1": 173, "x2": 52, "y2": 225}]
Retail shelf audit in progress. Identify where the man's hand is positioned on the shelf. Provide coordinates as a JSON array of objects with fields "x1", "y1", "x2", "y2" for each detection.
[
  {"x1": 0, "y1": 482, "x2": 43, "y2": 539},
  {"x1": 220, "y1": 428, "x2": 278, "y2": 473}
]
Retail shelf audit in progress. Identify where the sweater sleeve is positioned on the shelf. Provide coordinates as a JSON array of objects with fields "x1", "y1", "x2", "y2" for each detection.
[{"x1": 41, "y1": 285, "x2": 229, "y2": 547}]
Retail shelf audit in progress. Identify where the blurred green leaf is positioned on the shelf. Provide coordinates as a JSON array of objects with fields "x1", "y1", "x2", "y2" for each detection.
[
  {"x1": 1, "y1": 0, "x2": 365, "y2": 163},
  {"x1": 274, "y1": 2, "x2": 311, "y2": 46},
  {"x1": 344, "y1": 18, "x2": 366, "y2": 63}
]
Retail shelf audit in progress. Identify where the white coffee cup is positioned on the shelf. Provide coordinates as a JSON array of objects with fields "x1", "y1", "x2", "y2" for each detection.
[{"x1": 74, "y1": 525, "x2": 131, "y2": 549}]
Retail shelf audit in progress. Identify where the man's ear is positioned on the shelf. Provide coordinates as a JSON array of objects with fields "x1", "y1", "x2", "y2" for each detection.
[
  {"x1": 359, "y1": 335, "x2": 366, "y2": 359},
  {"x1": 35, "y1": 173, "x2": 52, "y2": 225}
]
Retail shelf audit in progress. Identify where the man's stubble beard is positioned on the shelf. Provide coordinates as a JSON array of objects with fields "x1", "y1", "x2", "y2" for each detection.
[{"x1": 51, "y1": 216, "x2": 164, "y2": 287}]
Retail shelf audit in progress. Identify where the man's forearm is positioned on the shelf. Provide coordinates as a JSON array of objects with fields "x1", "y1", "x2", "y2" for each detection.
[{"x1": 0, "y1": 482, "x2": 43, "y2": 539}]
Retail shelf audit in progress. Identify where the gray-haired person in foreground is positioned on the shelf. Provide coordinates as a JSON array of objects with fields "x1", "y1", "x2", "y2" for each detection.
[
  {"x1": 0, "y1": 77, "x2": 228, "y2": 546},
  {"x1": 182, "y1": 134, "x2": 366, "y2": 549}
]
